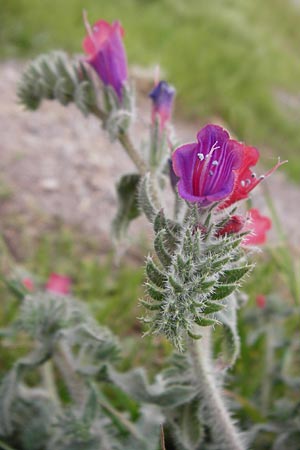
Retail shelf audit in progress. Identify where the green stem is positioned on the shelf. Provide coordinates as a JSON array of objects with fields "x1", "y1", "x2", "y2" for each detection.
[
  {"x1": 118, "y1": 130, "x2": 148, "y2": 175},
  {"x1": 188, "y1": 328, "x2": 245, "y2": 450},
  {"x1": 91, "y1": 105, "x2": 147, "y2": 175}
]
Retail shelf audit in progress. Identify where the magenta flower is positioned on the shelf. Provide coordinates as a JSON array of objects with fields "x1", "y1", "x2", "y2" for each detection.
[
  {"x1": 83, "y1": 16, "x2": 128, "y2": 100},
  {"x1": 46, "y1": 273, "x2": 71, "y2": 296},
  {"x1": 172, "y1": 124, "x2": 243, "y2": 206},
  {"x1": 149, "y1": 81, "x2": 176, "y2": 130}
]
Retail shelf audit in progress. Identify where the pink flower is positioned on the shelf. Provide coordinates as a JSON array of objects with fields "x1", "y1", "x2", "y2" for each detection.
[
  {"x1": 242, "y1": 208, "x2": 272, "y2": 246},
  {"x1": 256, "y1": 294, "x2": 266, "y2": 309},
  {"x1": 82, "y1": 14, "x2": 128, "y2": 100},
  {"x1": 22, "y1": 278, "x2": 34, "y2": 291},
  {"x1": 46, "y1": 273, "x2": 71, "y2": 295}
]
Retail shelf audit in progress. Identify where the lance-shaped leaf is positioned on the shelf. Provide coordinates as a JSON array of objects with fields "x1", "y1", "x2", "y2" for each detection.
[
  {"x1": 112, "y1": 173, "x2": 141, "y2": 240},
  {"x1": 215, "y1": 295, "x2": 240, "y2": 367}
]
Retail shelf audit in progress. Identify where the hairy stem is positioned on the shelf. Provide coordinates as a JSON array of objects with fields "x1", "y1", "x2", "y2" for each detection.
[
  {"x1": 91, "y1": 105, "x2": 147, "y2": 175},
  {"x1": 92, "y1": 105, "x2": 162, "y2": 209},
  {"x1": 118, "y1": 130, "x2": 148, "y2": 175},
  {"x1": 188, "y1": 328, "x2": 245, "y2": 450}
]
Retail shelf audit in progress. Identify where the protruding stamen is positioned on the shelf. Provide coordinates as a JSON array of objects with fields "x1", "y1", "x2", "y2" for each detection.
[
  {"x1": 251, "y1": 173, "x2": 256, "y2": 178},
  {"x1": 209, "y1": 170, "x2": 214, "y2": 176},
  {"x1": 241, "y1": 180, "x2": 246, "y2": 187},
  {"x1": 259, "y1": 175, "x2": 265, "y2": 180},
  {"x1": 212, "y1": 160, "x2": 219, "y2": 166},
  {"x1": 197, "y1": 153, "x2": 205, "y2": 161}
]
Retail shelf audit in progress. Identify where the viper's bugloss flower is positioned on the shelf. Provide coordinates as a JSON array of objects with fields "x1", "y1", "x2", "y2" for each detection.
[
  {"x1": 149, "y1": 81, "x2": 175, "y2": 130},
  {"x1": 172, "y1": 124, "x2": 243, "y2": 206},
  {"x1": 46, "y1": 273, "x2": 71, "y2": 295},
  {"x1": 242, "y1": 208, "x2": 272, "y2": 246},
  {"x1": 83, "y1": 15, "x2": 128, "y2": 100},
  {"x1": 221, "y1": 147, "x2": 286, "y2": 209}
]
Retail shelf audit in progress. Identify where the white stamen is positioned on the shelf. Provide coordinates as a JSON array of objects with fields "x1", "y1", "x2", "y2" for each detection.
[
  {"x1": 209, "y1": 170, "x2": 214, "y2": 176},
  {"x1": 205, "y1": 141, "x2": 221, "y2": 160},
  {"x1": 212, "y1": 160, "x2": 219, "y2": 166},
  {"x1": 210, "y1": 141, "x2": 220, "y2": 153},
  {"x1": 251, "y1": 173, "x2": 256, "y2": 178},
  {"x1": 259, "y1": 175, "x2": 265, "y2": 180},
  {"x1": 241, "y1": 180, "x2": 246, "y2": 187},
  {"x1": 245, "y1": 179, "x2": 251, "y2": 186},
  {"x1": 197, "y1": 153, "x2": 205, "y2": 161}
]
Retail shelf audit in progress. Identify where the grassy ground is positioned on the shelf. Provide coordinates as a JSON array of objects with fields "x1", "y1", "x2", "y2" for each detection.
[{"x1": 2, "y1": 0, "x2": 300, "y2": 180}]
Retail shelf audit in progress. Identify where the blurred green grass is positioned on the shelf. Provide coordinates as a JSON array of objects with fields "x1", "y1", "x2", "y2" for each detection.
[{"x1": 2, "y1": 0, "x2": 300, "y2": 180}]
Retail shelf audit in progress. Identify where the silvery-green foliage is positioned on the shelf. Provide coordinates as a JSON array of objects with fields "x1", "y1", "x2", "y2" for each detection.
[
  {"x1": 139, "y1": 176, "x2": 252, "y2": 350},
  {"x1": 112, "y1": 173, "x2": 141, "y2": 241},
  {"x1": 0, "y1": 291, "x2": 163, "y2": 450},
  {"x1": 18, "y1": 51, "x2": 97, "y2": 116}
]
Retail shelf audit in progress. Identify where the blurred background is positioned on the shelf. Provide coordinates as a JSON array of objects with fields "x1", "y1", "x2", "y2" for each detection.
[{"x1": 2, "y1": 0, "x2": 300, "y2": 180}]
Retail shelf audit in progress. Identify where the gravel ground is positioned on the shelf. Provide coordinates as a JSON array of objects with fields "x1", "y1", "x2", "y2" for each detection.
[{"x1": 1, "y1": 60, "x2": 299, "y2": 256}]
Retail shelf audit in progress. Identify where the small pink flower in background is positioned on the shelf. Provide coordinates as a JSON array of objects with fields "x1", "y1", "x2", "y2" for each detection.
[
  {"x1": 256, "y1": 294, "x2": 267, "y2": 309},
  {"x1": 46, "y1": 273, "x2": 71, "y2": 295},
  {"x1": 149, "y1": 80, "x2": 176, "y2": 131},
  {"x1": 82, "y1": 13, "x2": 128, "y2": 100},
  {"x1": 22, "y1": 278, "x2": 34, "y2": 291},
  {"x1": 242, "y1": 208, "x2": 272, "y2": 246}
]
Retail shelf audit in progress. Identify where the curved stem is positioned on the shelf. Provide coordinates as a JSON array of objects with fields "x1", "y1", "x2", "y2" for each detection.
[
  {"x1": 91, "y1": 105, "x2": 147, "y2": 175},
  {"x1": 118, "y1": 131, "x2": 147, "y2": 175},
  {"x1": 188, "y1": 328, "x2": 245, "y2": 450}
]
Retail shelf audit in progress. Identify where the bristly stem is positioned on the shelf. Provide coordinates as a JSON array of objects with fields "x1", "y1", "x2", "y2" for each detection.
[
  {"x1": 118, "y1": 130, "x2": 148, "y2": 175},
  {"x1": 188, "y1": 328, "x2": 245, "y2": 450}
]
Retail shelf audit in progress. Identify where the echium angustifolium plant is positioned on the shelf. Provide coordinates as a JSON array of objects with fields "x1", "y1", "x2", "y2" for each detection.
[{"x1": 14, "y1": 11, "x2": 289, "y2": 450}]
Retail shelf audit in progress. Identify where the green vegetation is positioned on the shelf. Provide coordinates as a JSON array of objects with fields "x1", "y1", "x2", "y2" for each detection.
[{"x1": 1, "y1": 0, "x2": 300, "y2": 180}]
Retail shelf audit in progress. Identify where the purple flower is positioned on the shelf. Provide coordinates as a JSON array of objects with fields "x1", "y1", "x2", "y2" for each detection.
[
  {"x1": 46, "y1": 273, "x2": 71, "y2": 296},
  {"x1": 149, "y1": 81, "x2": 176, "y2": 130},
  {"x1": 83, "y1": 17, "x2": 128, "y2": 100},
  {"x1": 172, "y1": 124, "x2": 243, "y2": 206}
]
